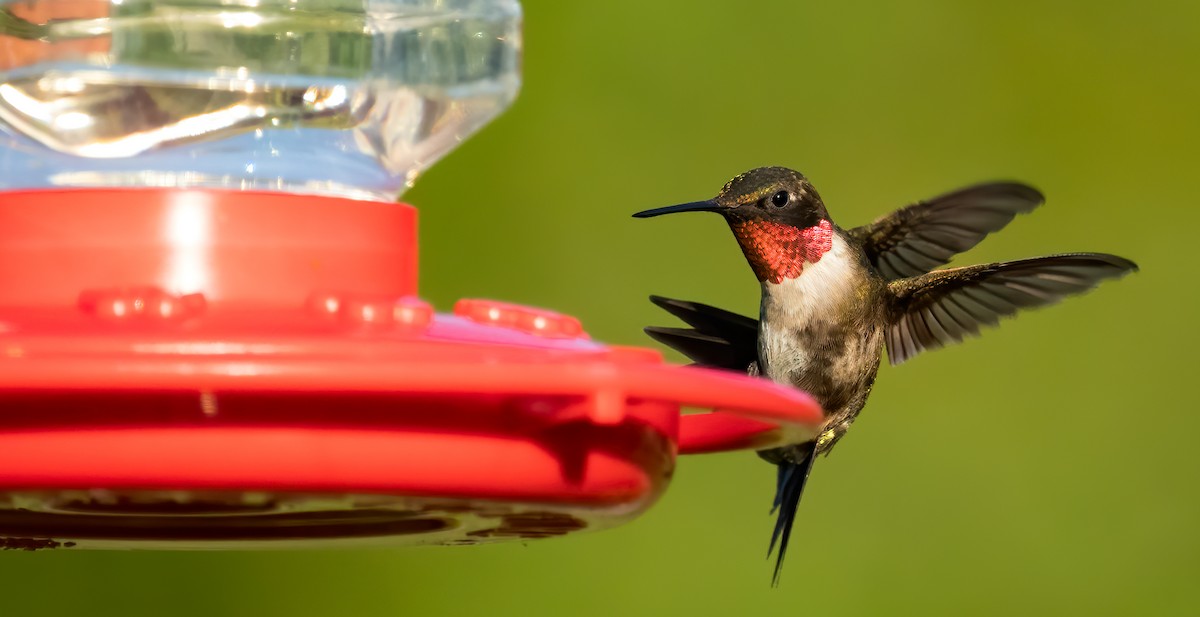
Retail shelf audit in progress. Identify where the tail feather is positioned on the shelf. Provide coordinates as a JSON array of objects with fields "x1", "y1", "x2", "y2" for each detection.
[
  {"x1": 645, "y1": 294, "x2": 816, "y2": 586},
  {"x1": 768, "y1": 446, "x2": 817, "y2": 587}
]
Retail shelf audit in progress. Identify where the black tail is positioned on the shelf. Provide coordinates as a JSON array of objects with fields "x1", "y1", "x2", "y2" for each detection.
[
  {"x1": 768, "y1": 445, "x2": 817, "y2": 586},
  {"x1": 646, "y1": 295, "x2": 816, "y2": 585}
]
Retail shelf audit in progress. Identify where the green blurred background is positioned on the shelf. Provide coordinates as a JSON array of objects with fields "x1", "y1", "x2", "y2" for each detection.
[{"x1": 3, "y1": 1, "x2": 1198, "y2": 615}]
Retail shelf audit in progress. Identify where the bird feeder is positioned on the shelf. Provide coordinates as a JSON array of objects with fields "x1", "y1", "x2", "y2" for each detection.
[{"x1": 0, "y1": 0, "x2": 821, "y2": 550}]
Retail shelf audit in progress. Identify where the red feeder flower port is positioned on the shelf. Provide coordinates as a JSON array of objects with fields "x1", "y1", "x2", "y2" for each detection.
[{"x1": 0, "y1": 0, "x2": 821, "y2": 550}]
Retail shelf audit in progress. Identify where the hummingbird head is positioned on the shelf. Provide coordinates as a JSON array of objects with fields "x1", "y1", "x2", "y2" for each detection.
[{"x1": 634, "y1": 167, "x2": 837, "y2": 284}]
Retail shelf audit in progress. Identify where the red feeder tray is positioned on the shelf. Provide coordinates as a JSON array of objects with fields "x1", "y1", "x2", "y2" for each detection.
[{"x1": 0, "y1": 189, "x2": 822, "y2": 550}]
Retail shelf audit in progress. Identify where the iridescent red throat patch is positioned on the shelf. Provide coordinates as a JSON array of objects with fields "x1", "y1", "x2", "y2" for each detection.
[{"x1": 729, "y1": 219, "x2": 834, "y2": 284}]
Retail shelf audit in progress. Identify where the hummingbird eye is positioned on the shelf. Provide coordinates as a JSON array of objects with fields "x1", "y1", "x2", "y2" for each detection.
[{"x1": 771, "y1": 191, "x2": 790, "y2": 207}]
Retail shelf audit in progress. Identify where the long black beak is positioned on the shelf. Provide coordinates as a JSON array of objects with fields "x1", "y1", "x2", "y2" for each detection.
[{"x1": 632, "y1": 199, "x2": 722, "y2": 218}]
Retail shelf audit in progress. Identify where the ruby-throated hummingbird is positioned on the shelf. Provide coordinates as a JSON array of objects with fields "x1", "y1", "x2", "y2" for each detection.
[{"x1": 633, "y1": 166, "x2": 1137, "y2": 584}]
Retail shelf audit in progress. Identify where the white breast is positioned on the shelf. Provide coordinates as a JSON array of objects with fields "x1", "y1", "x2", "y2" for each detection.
[{"x1": 758, "y1": 233, "x2": 858, "y2": 382}]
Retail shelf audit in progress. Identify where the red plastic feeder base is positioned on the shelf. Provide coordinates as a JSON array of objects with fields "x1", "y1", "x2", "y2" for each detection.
[{"x1": 0, "y1": 189, "x2": 821, "y2": 549}]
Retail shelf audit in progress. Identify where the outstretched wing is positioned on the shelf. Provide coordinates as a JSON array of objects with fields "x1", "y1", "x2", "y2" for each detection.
[
  {"x1": 849, "y1": 182, "x2": 1044, "y2": 280},
  {"x1": 885, "y1": 253, "x2": 1138, "y2": 365},
  {"x1": 643, "y1": 295, "x2": 758, "y2": 371}
]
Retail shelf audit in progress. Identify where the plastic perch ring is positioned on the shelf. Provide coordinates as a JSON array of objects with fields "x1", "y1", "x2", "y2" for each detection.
[{"x1": 0, "y1": 189, "x2": 822, "y2": 550}]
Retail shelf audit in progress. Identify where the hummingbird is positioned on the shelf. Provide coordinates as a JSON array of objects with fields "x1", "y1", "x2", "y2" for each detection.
[{"x1": 633, "y1": 166, "x2": 1137, "y2": 584}]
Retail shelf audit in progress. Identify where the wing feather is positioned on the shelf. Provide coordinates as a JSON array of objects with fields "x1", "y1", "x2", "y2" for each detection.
[
  {"x1": 885, "y1": 253, "x2": 1137, "y2": 365},
  {"x1": 849, "y1": 182, "x2": 1044, "y2": 280},
  {"x1": 644, "y1": 296, "x2": 758, "y2": 371}
]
